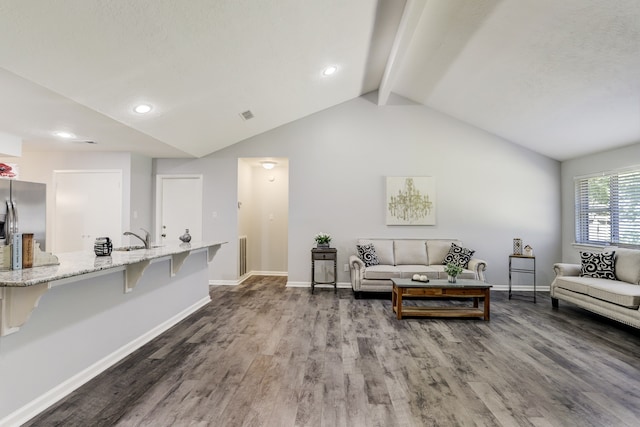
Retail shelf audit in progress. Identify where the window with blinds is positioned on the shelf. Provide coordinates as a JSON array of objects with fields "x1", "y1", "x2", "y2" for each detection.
[{"x1": 575, "y1": 167, "x2": 640, "y2": 246}]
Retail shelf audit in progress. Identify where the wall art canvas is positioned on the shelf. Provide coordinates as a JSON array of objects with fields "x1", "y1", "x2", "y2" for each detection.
[{"x1": 386, "y1": 176, "x2": 436, "y2": 225}]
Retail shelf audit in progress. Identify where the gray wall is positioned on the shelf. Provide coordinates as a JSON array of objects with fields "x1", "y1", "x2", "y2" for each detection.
[
  {"x1": 560, "y1": 142, "x2": 640, "y2": 263},
  {"x1": 156, "y1": 94, "x2": 562, "y2": 287}
]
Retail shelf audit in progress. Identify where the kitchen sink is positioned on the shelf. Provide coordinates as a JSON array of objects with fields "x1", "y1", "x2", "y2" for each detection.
[{"x1": 114, "y1": 245, "x2": 163, "y2": 251}]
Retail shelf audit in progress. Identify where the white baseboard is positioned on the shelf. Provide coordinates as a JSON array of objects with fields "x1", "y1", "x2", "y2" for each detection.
[
  {"x1": 492, "y1": 284, "x2": 550, "y2": 292},
  {"x1": 286, "y1": 281, "x2": 351, "y2": 289},
  {"x1": 284, "y1": 282, "x2": 549, "y2": 292},
  {"x1": 210, "y1": 271, "x2": 288, "y2": 287},
  {"x1": 1, "y1": 296, "x2": 212, "y2": 427},
  {"x1": 209, "y1": 279, "x2": 239, "y2": 286},
  {"x1": 250, "y1": 270, "x2": 288, "y2": 277}
]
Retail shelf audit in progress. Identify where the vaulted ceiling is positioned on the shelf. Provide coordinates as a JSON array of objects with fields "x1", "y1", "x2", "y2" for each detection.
[{"x1": 1, "y1": 0, "x2": 639, "y2": 161}]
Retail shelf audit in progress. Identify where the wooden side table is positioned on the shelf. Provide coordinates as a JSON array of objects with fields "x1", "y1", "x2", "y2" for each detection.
[
  {"x1": 508, "y1": 255, "x2": 536, "y2": 303},
  {"x1": 311, "y1": 248, "x2": 337, "y2": 294}
]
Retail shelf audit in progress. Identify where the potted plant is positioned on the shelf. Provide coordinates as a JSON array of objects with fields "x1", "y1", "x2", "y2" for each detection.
[
  {"x1": 444, "y1": 263, "x2": 463, "y2": 283},
  {"x1": 314, "y1": 232, "x2": 331, "y2": 248}
]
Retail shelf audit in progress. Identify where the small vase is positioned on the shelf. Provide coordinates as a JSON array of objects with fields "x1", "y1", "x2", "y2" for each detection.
[
  {"x1": 447, "y1": 275, "x2": 457, "y2": 283},
  {"x1": 317, "y1": 242, "x2": 330, "y2": 249},
  {"x1": 179, "y1": 229, "x2": 192, "y2": 243}
]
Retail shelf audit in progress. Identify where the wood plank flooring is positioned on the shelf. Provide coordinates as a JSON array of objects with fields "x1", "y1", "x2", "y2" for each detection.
[{"x1": 25, "y1": 277, "x2": 640, "y2": 426}]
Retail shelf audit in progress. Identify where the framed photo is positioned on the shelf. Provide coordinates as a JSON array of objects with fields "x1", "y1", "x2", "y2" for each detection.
[{"x1": 386, "y1": 176, "x2": 436, "y2": 225}]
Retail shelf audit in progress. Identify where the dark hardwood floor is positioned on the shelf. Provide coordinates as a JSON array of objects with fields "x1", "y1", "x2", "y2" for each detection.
[{"x1": 25, "y1": 276, "x2": 640, "y2": 426}]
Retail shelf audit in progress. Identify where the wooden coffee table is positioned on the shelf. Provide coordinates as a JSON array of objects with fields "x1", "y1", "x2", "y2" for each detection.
[{"x1": 391, "y1": 278, "x2": 492, "y2": 320}]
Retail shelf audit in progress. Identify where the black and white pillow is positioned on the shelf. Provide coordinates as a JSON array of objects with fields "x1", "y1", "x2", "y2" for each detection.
[
  {"x1": 580, "y1": 251, "x2": 616, "y2": 279},
  {"x1": 442, "y1": 243, "x2": 475, "y2": 269},
  {"x1": 357, "y1": 243, "x2": 379, "y2": 267}
]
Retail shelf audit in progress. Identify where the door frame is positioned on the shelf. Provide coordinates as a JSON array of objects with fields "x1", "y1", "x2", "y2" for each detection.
[{"x1": 155, "y1": 174, "x2": 203, "y2": 243}]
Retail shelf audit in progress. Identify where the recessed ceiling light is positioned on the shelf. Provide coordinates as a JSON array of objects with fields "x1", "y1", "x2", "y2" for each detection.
[
  {"x1": 134, "y1": 104, "x2": 152, "y2": 114},
  {"x1": 54, "y1": 131, "x2": 75, "y2": 139},
  {"x1": 323, "y1": 66, "x2": 338, "y2": 76},
  {"x1": 261, "y1": 161, "x2": 277, "y2": 170}
]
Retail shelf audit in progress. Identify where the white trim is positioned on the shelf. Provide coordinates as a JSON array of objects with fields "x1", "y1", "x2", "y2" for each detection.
[
  {"x1": 210, "y1": 279, "x2": 239, "y2": 286},
  {"x1": 250, "y1": 270, "x2": 288, "y2": 277},
  {"x1": 286, "y1": 281, "x2": 351, "y2": 289},
  {"x1": 209, "y1": 270, "x2": 290, "y2": 287},
  {"x1": 284, "y1": 282, "x2": 549, "y2": 293},
  {"x1": 1, "y1": 296, "x2": 211, "y2": 427},
  {"x1": 494, "y1": 284, "x2": 550, "y2": 292},
  {"x1": 571, "y1": 243, "x2": 609, "y2": 252},
  {"x1": 574, "y1": 163, "x2": 640, "y2": 180}
]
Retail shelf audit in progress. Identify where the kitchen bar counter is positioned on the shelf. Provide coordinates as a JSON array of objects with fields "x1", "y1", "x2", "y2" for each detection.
[
  {"x1": 1, "y1": 240, "x2": 226, "y2": 426},
  {"x1": 0, "y1": 240, "x2": 225, "y2": 287}
]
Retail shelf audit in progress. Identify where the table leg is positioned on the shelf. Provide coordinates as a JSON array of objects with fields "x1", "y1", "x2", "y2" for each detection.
[
  {"x1": 396, "y1": 289, "x2": 403, "y2": 320},
  {"x1": 334, "y1": 259, "x2": 337, "y2": 293},
  {"x1": 484, "y1": 289, "x2": 490, "y2": 321},
  {"x1": 473, "y1": 297, "x2": 479, "y2": 308},
  {"x1": 311, "y1": 259, "x2": 315, "y2": 294},
  {"x1": 391, "y1": 285, "x2": 397, "y2": 313}
]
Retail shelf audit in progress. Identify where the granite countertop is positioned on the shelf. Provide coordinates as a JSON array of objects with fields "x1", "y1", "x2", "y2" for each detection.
[{"x1": 0, "y1": 241, "x2": 226, "y2": 287}]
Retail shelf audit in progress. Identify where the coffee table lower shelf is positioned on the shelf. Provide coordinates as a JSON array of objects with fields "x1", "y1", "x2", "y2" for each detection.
[{"x1": 393, "y1": 306, "x2": 486, "y2": 319}]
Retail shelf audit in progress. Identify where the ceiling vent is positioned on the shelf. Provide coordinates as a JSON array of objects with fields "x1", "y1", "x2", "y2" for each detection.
[{"x1": 239, "y1": 110, "x2": 254, "y2": 121}]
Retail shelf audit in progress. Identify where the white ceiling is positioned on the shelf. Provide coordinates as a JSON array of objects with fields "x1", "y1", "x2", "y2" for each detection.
[{"x1": 1, "y1": 0, "x2": 639, "y2": 161}]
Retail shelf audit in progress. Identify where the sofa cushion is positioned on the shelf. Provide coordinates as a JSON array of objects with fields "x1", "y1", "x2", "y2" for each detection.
[
  {"x1": 580, "y1": 251, "x2": 616, "y2": 280},
  {"x1": 587, "y1": 281, "x2": 640, "y2": 309},
  {"x1": 427, "y1": 264, "x2": 476, "y2": 280},
  {"x1": 359, "y1": 239, "x2": 394, "y2": 265},
  {"x1": 426, "y1": 240, "x2": 461, "y2": 265},
  {"x1": 442, "y1": 243, "x2": 475, "y2": 268},
  {"x1": 356, "y1": 243, "x2": 379, "y2": 267},
  {"x1": 614, "y1": 248, "x2": 640, "y2": 284},
  {"x1": 553, "y1": 276, "x2": 591, "y2": 295},
  {"x1": 394, "y1": 240, "x2": 428, "y2": 265},
  {"x1": 363, "y1": 265, "x2": 401, "y2": 280},
  {"x1": 395, "y1": 265, "x2": 439, "y2": 279}
]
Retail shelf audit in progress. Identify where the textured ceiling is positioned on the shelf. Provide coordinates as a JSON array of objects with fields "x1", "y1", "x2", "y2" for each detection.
[{"x1": 1, "y1": 0, "x2": 639, "y2": 161}]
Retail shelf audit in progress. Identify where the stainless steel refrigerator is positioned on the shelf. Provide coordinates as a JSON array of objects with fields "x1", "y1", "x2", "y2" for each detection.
[{"x1": 0, "y1": 179, "x2": 47, "y2": 250}]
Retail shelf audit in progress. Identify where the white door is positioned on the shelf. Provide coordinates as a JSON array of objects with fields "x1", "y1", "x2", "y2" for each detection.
[
  {"x1": 156, "y1": 175, "x2": 203, "y2": 245},
  {"x1": 53, "y1": 170, "x2": 123, "y2": 253}
]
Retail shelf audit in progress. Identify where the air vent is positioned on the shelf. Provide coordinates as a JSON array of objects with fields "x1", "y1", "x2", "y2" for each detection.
[
  {"x1": 239, "y1": 110, "x2": 254, "y2": 121},
  {"x1": 83, "y1": 140, "x2": 97, "y2": 144}
]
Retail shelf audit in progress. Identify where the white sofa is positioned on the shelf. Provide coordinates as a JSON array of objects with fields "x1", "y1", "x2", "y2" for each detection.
[
  {"x1": 348, "y1": 239, "x2": 487, "y2": 296},
  {"x1": 551, "y1": 247, "x2": 640, "y2": 328}
]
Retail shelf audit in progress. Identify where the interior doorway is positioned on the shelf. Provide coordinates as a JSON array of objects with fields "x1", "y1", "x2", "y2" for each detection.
[
  {"x1": 155, "y1": 175, "x2": 203, "y2": 245},
  {"x1": 237, "y1": 158, "x2": 288, "y2": 279}
]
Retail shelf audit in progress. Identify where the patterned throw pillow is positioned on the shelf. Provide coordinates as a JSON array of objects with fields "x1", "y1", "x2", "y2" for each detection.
[
  {"x1": 442, "y1": 243, "x2": 475, "y2": 268},
  {"x1": 357, "y1": 243, "x2": 379, "y2": 267},
  {"x1": 580, "y1": 251, "x2": 616, "y2": 279}
]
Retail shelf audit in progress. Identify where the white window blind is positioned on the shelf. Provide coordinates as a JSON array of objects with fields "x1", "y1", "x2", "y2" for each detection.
[{"x1": 575, "y1": 168, "x2": 640, "y2": 246}]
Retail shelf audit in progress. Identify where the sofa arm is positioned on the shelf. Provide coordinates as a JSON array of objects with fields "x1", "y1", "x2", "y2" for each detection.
[
  {"x1": 467, "y1": 258, "x2": 487, "y2": 282},
  {"x1": 349, "y1": 255, "x2": 365, "y2": 291},
  {"x1": 553, "y1": 263, "x2": 581, "y2": 277}
]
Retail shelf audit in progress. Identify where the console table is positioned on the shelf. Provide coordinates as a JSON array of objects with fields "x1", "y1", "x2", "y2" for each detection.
[
  {"x1": 509, "y1": 254, "x2": 536, "y2": 303},
  {"x1": 310, "y1": 248, "x2": 337, "y2": 293}
]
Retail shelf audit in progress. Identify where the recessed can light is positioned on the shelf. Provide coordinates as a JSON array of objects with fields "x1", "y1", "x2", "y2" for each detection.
[
  {"x1": 134, "y1": 104, "x2": 152, "y2": 114},
  {"x1": 54, "y1": 131, "x2": 75, "y2": 139},
  {"x1": 323, "y1": 66, "x2": 338, "y2": 76}
]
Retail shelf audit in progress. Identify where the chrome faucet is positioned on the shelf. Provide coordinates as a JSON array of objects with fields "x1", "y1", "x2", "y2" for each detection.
[{"x1": 123, "y1": 228, "x2": 151, "y2": 249}]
